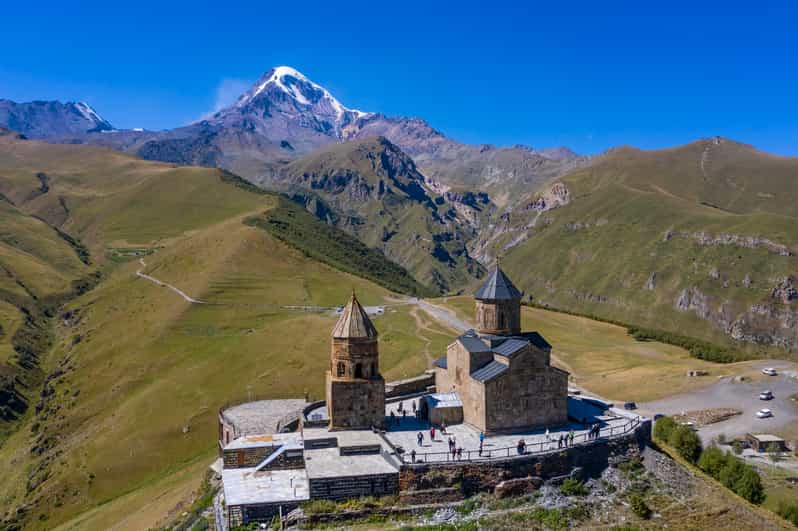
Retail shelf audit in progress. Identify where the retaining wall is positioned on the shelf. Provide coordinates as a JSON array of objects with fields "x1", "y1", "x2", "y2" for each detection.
[{"x1": 399, "y1": 418, "x2": 650, "y2": 494}]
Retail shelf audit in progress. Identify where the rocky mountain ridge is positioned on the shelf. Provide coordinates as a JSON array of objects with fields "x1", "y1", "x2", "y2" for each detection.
[{"x1": 0, "y1": 99, "x2": 113, "y2": 138}]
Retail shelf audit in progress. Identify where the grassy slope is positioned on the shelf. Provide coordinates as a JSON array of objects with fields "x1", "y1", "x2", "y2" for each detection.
[
  {"x1": 0, "y1": 220, "x2": 438, "y2": 529},
  {"x1": 0, "y1": 137, "x2": 445, "y2": 529},
  {"x1": 244, "y1": 196, "x2": 433, "y2": 297},
  {"x1": 501, "y1": 139, "x2": 798, "y2": 356}
]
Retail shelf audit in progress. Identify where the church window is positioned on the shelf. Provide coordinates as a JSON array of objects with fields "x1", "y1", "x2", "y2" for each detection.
[{"x1": 336, "y1": 361, "x2": 346, "y2": 377}]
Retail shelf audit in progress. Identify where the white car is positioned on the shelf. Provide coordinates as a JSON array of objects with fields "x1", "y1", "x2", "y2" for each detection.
[
  {"x1": 756, "y1": 408, "x2": 773, "y2": 419},
  {"x1": 759, "y1": 390, "x2": 774, "y2": 400},
  {"x1": 762, "y1": 368, "x2": 778, "y2": 376}
]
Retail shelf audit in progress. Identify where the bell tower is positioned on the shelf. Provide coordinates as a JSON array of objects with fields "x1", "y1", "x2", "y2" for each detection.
[
  {"x1": 325, "y1": 292, "x2": 385, "y2": 430},
  {"x1": 474, "y1": 264, "x2": 523, "y2": 336}
]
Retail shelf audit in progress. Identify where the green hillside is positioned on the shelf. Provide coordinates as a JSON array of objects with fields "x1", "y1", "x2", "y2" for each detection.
[
  {"x1": 501, "y1": 138, "x2": 798, "y2": 356},
  {"x1": 0, "y1": 135, "x2": 442, "y2": 530},
  {"x1": 277, "y1": 136, "x2": 485, "y2": 292}
]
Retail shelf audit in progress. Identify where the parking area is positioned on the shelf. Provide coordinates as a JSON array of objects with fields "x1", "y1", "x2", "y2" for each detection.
[{"x1": 639, "y1": 370, "x2": 798, "y2": 444}]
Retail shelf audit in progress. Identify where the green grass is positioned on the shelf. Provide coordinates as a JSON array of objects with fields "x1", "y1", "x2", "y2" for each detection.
[
  {"x1": 244, "y1": 196, "x2": 433, "y2": 297},
  {"x1": 486, "y1": 139, "x2": 798, "y2": 358}
]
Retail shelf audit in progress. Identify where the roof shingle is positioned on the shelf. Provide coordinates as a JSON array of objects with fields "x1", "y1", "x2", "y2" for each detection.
[{"x1": 474, "y1": 266, "x2": 522, "y2": 300}]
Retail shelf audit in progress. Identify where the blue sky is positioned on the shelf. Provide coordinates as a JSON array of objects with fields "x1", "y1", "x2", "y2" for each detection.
[{"x1": 2, "y1": 1, "x2": 797, "y2": 155}]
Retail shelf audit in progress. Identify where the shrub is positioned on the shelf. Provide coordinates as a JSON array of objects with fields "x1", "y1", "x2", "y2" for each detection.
[
  {"x1": 698, "y1": 446, "x2": 729, "y2": 478},
  {"x1": 559, "y1": 478, "x2": 589, "y2": 496},
  {"x1": 776, "y1": 500, "x2": 798, "y2": 526},
  {"x1": 617, "y1": 457, "x2": 644, "y2": 477},
  {"x1": 733, "y1": 467, "x2": 765, "y2": 505},
  {"x1": 653, "y1": 416, "x2": 677, "y2": 442},
  {"x1": 668, "y1": 425, "x2": 703, "y2": 463},
  {"x1": 629, "y1": 494, "x2": 652, "y2": 519},
  {"x1": 718, "y1": 458, "x2": 747, "y2": 490}
]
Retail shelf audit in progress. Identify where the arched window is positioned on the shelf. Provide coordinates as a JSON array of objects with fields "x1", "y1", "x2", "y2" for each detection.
[
  {"x1": 336, "y1": 361, "x2": 346, "y2": 377},
  {"x1": 354, "y1": 363, "x2": 363, "y2": 379}
]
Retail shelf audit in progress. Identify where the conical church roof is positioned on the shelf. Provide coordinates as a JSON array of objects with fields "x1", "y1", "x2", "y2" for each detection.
[
  {"x1": 474, "y1": 265, "x2": 522, "y2": 300},
  {"x1": 331, "y1": 292, "x2": 379, "y2": 339}
]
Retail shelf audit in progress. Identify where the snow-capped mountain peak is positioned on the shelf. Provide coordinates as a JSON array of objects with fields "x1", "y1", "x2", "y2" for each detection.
[{"x1": 234, "y1": 66, "x2": 371, "y2": 127}]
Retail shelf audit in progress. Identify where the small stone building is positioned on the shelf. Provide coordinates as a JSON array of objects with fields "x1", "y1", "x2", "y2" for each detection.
[
  {"x1": 433, "y1": 266, "x2": 569, "y2": 433},
  {"x1": 746, "y1": 433, "x2": 788, "y2": 452},
  {"x1": 326, "y1": 293, "x2": 386, "y2": 430}
]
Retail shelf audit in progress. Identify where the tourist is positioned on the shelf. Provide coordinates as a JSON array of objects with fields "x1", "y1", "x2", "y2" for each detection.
[
  {"x1": 558, "y1": 434, "x2": 563, "y2": 448},
  {"x1": 517, "y1": 439, "x2": 524, "y2": 455},
  {"x1": 410, "y1": 449, "x2": 416, "y2": 463},
  {"x1": 457, "y1": 447, "x2": 463, "y2": 460},
  {"x1": 402, "y1": 409, "x2": 407, "y2": 421},
  {"x1": 569, "y1": 430, "x2": 575, "y2": 446},
  {"x1": 412, "y1": 401, "x2": 417, "y2": 414},
  {"x1": 398, "y1": 401, "x2": 404, "y2": 412},
  {"x1": 441, "y1": 421, "x2": 447, "y2": 434},
  {"x1": 479, "y1": 431, "x2": 485, "y2": 445},
  {"x1": 478, "y1": 442, "x2": 483, "y2": 457},
  {"x1": 390, "y1": 411, "x2": 396, "y2": 425},
  {"x1": 417, "y1": 432, "x2": 424, "y2": 446},
  {"x1": 430, "y1": 426, "x2": 436, "y2": 441}
]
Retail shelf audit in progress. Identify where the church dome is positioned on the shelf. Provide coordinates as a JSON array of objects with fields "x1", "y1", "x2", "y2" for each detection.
[
  {"x1": 474, "y1": 266, "x2": 522, "y2": 301},
  {"x1": 331, "y1": 293, "x2": 379, "y2": 339}
]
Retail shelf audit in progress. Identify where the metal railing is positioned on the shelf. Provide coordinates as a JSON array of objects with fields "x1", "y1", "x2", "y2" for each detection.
[{"x1": 401, "y1": 416, "x2": 641, "y2": 464}]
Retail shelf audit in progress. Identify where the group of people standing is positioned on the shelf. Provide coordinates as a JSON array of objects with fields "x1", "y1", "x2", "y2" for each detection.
[{"x1": 389, "y1": 399, "x2": 418, "y2": 426}]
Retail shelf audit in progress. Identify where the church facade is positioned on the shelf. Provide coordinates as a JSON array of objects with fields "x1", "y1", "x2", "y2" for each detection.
[{"x1": 433, "y1": 266, "x2": 569, "y2": 433}]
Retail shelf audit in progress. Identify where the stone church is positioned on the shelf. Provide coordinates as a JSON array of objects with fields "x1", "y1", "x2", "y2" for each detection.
[
  {"x1": 433, "y1": 266, "x2": 569, "y2": 433},
  {"x1": 325, "y1": 293, "x2": 386, "y2": 430}
]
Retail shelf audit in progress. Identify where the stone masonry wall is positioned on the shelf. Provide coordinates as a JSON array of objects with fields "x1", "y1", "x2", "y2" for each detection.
[{"x1": 399, "y1": 419, "x2": 651, "y2": 494}]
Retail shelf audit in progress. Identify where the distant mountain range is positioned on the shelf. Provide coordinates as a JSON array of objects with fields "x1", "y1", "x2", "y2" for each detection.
[
  {"x1": 0, "y1": 99, "x2": 113, "y2": 137},
  {"x1": 1, "y1": 67, "x2": 796, "y2": 352}
]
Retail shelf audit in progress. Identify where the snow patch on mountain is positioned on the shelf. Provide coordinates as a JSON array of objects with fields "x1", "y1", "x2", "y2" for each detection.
[{"x1": 236, "y1": 66, "x2": 371, "y2": 124}]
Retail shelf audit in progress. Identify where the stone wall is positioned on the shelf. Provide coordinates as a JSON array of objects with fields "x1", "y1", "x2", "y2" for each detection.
[
  {"x1": 326, "y1": 374, "x2": 385, "y2": 430},
  {"x1": 385, "y1": 372, "x2": 436, "y2": 398},
  {"x1": 399, "y1": 419, "x2": 650, "y2": 495},
  {"x1": 309, "y1": 473, "x2": 399, "y2": 500},
  {"x1": 222, "y1": 446, "x2": 275, "y2": 469},
  {"x1": 483, "y1": 347, "x2": 568, "y2": 432},
  {"x1": 476, "y1": 298, "x2": 521, "y2": 335}
]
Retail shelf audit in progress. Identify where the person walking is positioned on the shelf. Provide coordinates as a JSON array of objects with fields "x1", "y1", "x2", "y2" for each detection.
[
  {"x1": 478, "y1": 441, "x2": 483, "y2": 457},
  {"x1": 569, "y1": 430, "x2": 575, "y2": 447},
  {"x1": 558, "y1": 434, "x2": 563, "y2": 448},
  {"x1": 479, "y1": 431, "x2": 485, "y2": 446},
  {"x1": 417, "y1": 432, "x2": 424, "y2": 446},
  {"x1": 457, "y1": 447, "x2": 463, "y2": 460},
  {"x1": 430, "y1": 426, "x2": 436, "y2": 441},
  {"x1": 410, "y1": 449, "x2": 416, "y2": 463}
]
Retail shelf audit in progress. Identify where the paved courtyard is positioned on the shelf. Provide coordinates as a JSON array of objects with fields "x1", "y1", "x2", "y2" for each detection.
[{"x1": 382, "y1": 395, "x2": 637, "y2": 462}]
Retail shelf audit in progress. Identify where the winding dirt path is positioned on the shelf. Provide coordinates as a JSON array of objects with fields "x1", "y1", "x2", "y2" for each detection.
[{"x1": 135, "y1": 258, "x2": 207, "y2": 304}]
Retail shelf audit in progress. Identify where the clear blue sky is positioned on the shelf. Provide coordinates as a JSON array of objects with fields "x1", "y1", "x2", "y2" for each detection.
[{"x1": 2, "y1": 1, "x2": 797, "y2": 155}]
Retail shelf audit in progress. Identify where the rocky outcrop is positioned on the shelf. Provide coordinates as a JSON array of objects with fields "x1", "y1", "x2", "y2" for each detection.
[
  {"x1": 664, "y1": 230, "x2": 793, "y2": 256},
  {"x1": 645, "y1": 272, "x2": 657, "y2": 291},
  {"x1": 771, "y1": 276, "x2": 797, "y2": 303},
  {"x1": 675, "y1": 282, "x2": 798, "y2": 349}
]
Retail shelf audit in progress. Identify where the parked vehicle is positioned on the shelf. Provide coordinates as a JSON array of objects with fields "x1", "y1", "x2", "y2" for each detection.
[
  {"x1": 762, "y1": 367, "x2": 778, "y2": 376},
  {"x1": 623, "y1": 401, "x2": 637, "y2": 410},
  {"x1": 759, "y1": 390, "x2": 774, "y2": 400},
  {"x1": 653, "y1": 413, "x2": 665, "y2": 421},
  {"x1": 756, "y1": 408, "x2": 773, "y2": 419}
]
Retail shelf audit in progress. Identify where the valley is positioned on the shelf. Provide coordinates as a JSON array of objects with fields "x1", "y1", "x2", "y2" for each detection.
[{"x1": 0, "y1": 66, "x2": 796, "y2": 530}]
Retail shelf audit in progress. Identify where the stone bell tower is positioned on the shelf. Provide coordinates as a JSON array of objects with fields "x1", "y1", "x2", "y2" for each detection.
[
  {"x1": 325, "y1": 292, "x2": 385, "y2": 430},
  {"x1": 475, "y1": 264, "x2": 523, "y2": 336}
]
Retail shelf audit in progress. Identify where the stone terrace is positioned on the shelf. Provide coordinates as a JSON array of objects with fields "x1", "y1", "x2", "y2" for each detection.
[{"x1": 382, "y1": 395, "x2": 638, "y2": 463}]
